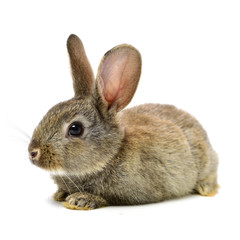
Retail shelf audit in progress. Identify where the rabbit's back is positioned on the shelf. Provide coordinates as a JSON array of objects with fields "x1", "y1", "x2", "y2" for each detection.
[{"x1": 121, "y1": 104, "x2": 218, "y2": 191}]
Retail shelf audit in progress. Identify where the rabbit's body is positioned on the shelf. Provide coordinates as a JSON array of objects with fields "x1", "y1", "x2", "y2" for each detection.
[
  {"x1": 29, "y1": 35, "x2": 218, "y2": 210},
  {"x1": 52, "y1": 103, "x2": 218, "y2": 208}
]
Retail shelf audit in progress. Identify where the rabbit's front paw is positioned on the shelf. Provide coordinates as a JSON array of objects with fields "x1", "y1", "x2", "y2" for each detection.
[
  {"x1": 53, "y1": 189, "x2": 69, "y2": 202},
  {"x1": 63, "y1": 192, "x2": 109, "y2": 210}
]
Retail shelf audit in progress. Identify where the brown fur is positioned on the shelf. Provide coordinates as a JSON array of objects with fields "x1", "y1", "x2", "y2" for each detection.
[{"x1": 28, "y1": 34, "x2": 218, "y2": 210}]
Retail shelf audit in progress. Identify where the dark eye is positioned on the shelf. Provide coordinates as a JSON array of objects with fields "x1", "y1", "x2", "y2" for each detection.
[{"x1": 68, "y1": 122, "x2": 84, "y2": 137}]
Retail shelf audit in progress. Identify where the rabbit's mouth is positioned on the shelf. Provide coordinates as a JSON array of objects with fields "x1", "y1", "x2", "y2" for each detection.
[{"x1": 29, "y1": 144, "x2": 63, "y2": 172}]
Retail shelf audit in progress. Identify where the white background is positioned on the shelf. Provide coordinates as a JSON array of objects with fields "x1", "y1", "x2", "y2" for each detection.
[{"x1": 1, "y1": 0, "x2": 240, "y2": 239}]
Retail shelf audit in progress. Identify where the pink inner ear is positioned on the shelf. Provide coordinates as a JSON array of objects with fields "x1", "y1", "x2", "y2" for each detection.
[
  {"x1": 101, "y1": 52, "x2": 129, "y2": 106},
  {"x1": 98, "y1": 45, "x2": 141, "y2": 111}
]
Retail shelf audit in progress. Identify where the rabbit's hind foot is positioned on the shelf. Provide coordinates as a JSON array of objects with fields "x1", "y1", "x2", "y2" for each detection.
[{"x1": 195, "y1": 174, "x2": 219, "y2": 197}]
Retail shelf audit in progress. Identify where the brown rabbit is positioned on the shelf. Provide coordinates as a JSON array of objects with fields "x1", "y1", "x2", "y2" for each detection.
[{"x1": 28, "y1": 34, "x2": 219, "y2": 210}]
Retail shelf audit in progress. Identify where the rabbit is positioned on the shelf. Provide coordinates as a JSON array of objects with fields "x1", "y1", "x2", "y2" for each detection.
[{"x1": 28, "y1": 34, "x2": 219, "y2": 210}]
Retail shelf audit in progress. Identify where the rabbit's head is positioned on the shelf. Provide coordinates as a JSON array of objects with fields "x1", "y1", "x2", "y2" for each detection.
[{"x1": 28, "y1": 34, "x2": 141, "y2": 176}]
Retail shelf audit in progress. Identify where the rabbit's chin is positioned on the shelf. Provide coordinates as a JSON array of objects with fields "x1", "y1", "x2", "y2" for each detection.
[{"x1": 50, "y1": 169, "x2": 66, "y2": 176}]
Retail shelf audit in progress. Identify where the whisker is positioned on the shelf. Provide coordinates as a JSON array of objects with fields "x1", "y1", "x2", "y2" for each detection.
[
  {"x1": 10, "y1": 135, "x2": 30, "y2": 145},
  {"x1": 55, "y1": 170, "x2": 71, "y2": 195},
  {"x1": 64, "y1": 173, "x2": 82, "y2": 193},
  {"x1": 8, "y1": 120, "x2": 31, "y2": 140}
]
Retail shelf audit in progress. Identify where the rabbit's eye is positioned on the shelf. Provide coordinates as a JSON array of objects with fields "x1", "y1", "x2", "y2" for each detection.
[{"x1": 68, "y1": 122, "x2": 84, "y2": 137}]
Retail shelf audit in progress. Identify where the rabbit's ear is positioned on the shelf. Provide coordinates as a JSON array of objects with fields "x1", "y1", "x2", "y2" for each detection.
[
  {"x1": 96, "y1": 44, "x2": 141, "y2": 111},
  {"x1": 67, "y1": 34, "x2": 94, "y2": 97}
]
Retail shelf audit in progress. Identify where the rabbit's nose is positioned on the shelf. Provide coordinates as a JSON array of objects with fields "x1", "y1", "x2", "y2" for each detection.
[{"x1": 29, "y1": 149, "x2": 40, "y2": 161}]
